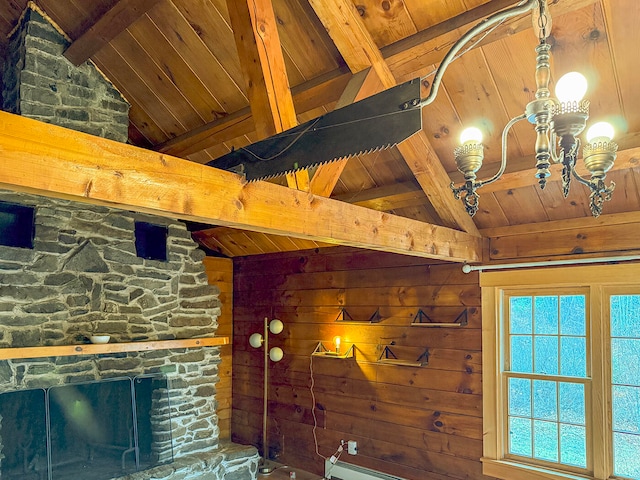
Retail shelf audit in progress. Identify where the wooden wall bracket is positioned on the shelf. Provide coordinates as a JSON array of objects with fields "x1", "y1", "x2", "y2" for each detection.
[{"x1": 411, "y1": 308, "x2": 468, "y2": 327}]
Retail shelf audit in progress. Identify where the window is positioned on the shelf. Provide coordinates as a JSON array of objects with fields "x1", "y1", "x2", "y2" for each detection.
[{"x1": 481, "y1": 265, "x2": 640, "y2": 480}]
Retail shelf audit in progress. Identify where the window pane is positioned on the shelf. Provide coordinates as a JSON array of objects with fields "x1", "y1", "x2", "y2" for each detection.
[
  {"x1": 559, "y1": 424, "x2": 587, "y2": 468},
  {"x1": 559, "y1": 383, "x2": 585, "y2": 425},
  {"x1": 534, "y1": 336, "x2": 558, "y2": 375},
  {"x1": 612, "y1": 385, "x2": 640, "y2": 434},
  {"x1": 611, "y1": 338, "x2": 640, "y2": 385},
  {"x1": 613, "y1": 432, "x2": 640, "y2": 479},
  {"x1": 509, "y1": 417, "x2": 532, "y2": 457},
  {"x1": 533, "y1": 380, "x2": 557, "y2": 421},
  {"x1": 560, "y1": 337, "x2": 586, "y2": 377},
  {"x1": 535, "y1": 296, "x2": 558, "y2": 335},
  {"x1": 610, "y1": 294, "x2": 640, "y2": 338},
  {"x1": 534, "y1": 420, "x2": 558, "y2": 462},
  {"x1": 509, "y1": 378, "x2": 532, "y2": 417},
  {"x1": 511, "y1": 296, "x2": 532, "y2": 334},
  {"x1": 560, "y1": 295, "x2": 586, "y2": 336},
  {"x1": 511, "y1": 336, "x2": 533, "y2": 373}
]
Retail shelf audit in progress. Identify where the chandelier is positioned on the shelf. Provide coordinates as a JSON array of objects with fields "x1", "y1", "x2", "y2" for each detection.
[{"x1": 449, "y1": 0, "x2": 619, "y2": 218}]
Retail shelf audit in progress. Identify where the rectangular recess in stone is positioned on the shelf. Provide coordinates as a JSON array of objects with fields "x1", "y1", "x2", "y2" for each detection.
[
  {"x1": 0, "y1": 201, "x2": 35, "y2": 249},
  {"x1": 135, "y1": 221, "x2": 168, "y2": 261}
]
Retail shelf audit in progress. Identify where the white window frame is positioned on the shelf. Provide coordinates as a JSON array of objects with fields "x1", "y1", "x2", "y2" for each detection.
[{"x1": 481, "y1": 263, "x2": 640, "y2": 480}]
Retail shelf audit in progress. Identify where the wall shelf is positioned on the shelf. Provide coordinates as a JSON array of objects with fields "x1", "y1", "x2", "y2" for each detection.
[
  {"x1": 312, "y1": 342, "x2": 355, "y2": 359},
  {"x1": 335, "y1": 307, "x2": 381, "y2": 323},
  {"x1": 377, "y1": 345, "x2": 429, "y2": 367},
  {"x1": 0, "y1": 337, "x2": 229, "y2": 361},
  {"x1": 411, "y1": 308, "x2": 468, "y2": 327}
]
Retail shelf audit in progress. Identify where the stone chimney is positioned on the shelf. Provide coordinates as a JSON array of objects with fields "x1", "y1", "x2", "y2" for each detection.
[{"x1": 2, "y1": 6, "x2": 130, "y2": 142}]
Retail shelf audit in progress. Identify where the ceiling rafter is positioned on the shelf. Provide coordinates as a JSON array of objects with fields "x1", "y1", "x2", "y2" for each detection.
[
  {"x1": 63, "y1": 0, "x2": 162, "y2": 66},
  {"x1": 308, "y1": 0, "x2": 479, "y2": 235},
  {"x1": 227, "y1": 0, "x2": 309, "y2": 190}
]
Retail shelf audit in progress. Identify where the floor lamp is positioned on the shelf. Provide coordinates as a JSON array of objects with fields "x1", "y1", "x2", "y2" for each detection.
[{"x1": 249, "y1": 317, "x2": 284, "y2": 474}]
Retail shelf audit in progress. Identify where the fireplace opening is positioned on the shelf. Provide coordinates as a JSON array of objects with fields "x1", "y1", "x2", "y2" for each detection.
[{"x1": 0, "y1": 375, "x2": 173, "y2": 480}]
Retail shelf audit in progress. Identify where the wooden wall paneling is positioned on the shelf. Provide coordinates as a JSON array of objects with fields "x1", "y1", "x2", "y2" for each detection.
[
  {"x1": 93, "y1": 44, "x2": 186, "y2": 139},
  {"x1": 488, "y1": 219, "x2": 640, "y2": 260},
  {"x1": 602, "y1": 0, "x2": 640, "y2": 133},
  {"x1": 148, "y1": 6, "x2": 244, "y2": 113},
  {"x1": 110, "y1": 31, "x2": 206, "y2": 127},
  {"x1": 232, "y1": 248, "x2": 487, "y2": 479},
  {"x1": 203, "y1": 256, "x2": 234, "y2": 439},
  {"x1": 127, "y1": 16, "x2": 226, "y2": 123}
]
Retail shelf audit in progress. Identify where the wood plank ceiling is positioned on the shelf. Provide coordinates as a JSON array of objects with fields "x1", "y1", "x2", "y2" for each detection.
[{"x1": 0, "y1": 0, "x2": 638, "y2": 257}]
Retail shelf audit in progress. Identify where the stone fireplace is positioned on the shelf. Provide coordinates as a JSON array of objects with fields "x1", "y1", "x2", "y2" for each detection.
[
  {"x1": 0, "y1": 3, "x2": 257, "y2": 479},
  {"x1": 0, "y1": 189, "x2": 257, "y2": 479}
]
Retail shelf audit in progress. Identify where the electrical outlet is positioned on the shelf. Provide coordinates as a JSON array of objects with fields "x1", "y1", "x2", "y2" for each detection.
[{"x1": 347, "y1": 440, "x2": 358, "y2": 455}]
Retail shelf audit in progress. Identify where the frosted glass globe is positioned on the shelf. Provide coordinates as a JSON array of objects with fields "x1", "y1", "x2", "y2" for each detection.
[
  {"x1": 555, "y1": 72, "x2": 588, "y2": 103},
  {"x1": 269, "y1": 347, "x2": 284, "y2": 362},
  {"x1": 460, "y1": 127, "x2": 483, "y2": 144},
  {"x1": 249, "y1": 333, "x2": 263, "y2": 348},
  {"x1": 586, "y1": 121, "x2": 614, "y2": 142},
  {"x1": 269, "y1": 319, "x2": 284, "y2": 334}
]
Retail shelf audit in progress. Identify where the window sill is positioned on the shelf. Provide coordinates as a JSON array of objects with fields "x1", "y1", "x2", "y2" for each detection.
[{"x1": 481, "y1": 458, "x2": 597, "y2": 480}]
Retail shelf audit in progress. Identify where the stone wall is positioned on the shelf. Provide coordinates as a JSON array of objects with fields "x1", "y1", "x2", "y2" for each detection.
[
  {"x1": 0, "y1": 189, "x2": 223, "y2": 459},
  {"x1": 2, "y1": 6, "x2": 129, "y2": 142}
]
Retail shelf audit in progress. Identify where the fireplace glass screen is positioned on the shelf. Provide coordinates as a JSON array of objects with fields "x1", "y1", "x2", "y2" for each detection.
[{"x1": 0, "y1": 375, "x2": 173, "y2": 480}]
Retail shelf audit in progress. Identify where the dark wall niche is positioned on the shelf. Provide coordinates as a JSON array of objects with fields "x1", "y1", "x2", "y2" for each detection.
[
  {"x1": 135, "y1": 221, "x2": 168, "y2": 261},
  {"x1": 0, "y1": 201, "x2": 35, "y2": 249}
]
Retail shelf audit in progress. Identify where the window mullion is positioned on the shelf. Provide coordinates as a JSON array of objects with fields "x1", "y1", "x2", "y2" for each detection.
[{"x1": 590, "y1": 284, "x2": 609, "y2": 479}]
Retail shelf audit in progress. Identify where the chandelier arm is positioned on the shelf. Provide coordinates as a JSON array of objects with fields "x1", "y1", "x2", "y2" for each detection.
[
  {"x1": 570, "y1": 163, "x2": 593, "y2": 187},
  {"x1": 475, "y1": 113, "x2": 528, "y2": 188},
  {"x1": 419, "y1": 0, "x2": 537, "y2": 108},
  {"x1": 549, "y1": 130, "x2": 562, "y2": 164}
]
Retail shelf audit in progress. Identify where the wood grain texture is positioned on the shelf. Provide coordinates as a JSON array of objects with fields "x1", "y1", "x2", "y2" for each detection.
[
  {"x1": 0, "y1": 112, "x2": 482, "y2": 262},
  {"x1": 231, "y1": 248, "x2": 486, "y2": 479},
  {"x1": 203, "y1": 256, "x2": 234, "y2": 439},
  {"x1": 0, "y1": 337, "x2": 229, "y2": 360}
]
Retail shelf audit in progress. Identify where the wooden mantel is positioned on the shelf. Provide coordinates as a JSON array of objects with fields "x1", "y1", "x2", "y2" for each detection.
[
  {"x1": 0, "y1": 111, "x2": 482, "y2": 264},
  {"x1": 0, "y1": 337, "x2": 229, "y2": 360}
]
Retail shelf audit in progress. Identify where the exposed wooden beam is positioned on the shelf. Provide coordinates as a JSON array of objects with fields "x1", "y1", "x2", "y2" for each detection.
[
  {"x1": 227, "y1": 0, "x2": 309, "y2": 189},
  {"x1": 333, "y1": 180, "x2": 427, "y2": 211},
  {"x1": 308, "y1": 0, "x2": 479, "y2": 235},
  {"x1": 63, "y1": 0, "x2": 162, "y2": 66},
  {"x1": 481, "y1": 211, "x2": 640, "y2": 260},
  {"x1": 0, "y1": 112, "x2": 482, "y2": 263}
]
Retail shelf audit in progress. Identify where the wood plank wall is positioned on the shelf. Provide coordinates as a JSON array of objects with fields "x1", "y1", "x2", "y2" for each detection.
[
  {"x1": 203, "y1": 256, "x2": 233, "y2": 439},
  {"x1": 231, "y1": 247, "x2": 489, "y2": 480}
]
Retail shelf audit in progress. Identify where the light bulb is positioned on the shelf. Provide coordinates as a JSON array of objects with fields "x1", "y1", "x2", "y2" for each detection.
[
  {"x1": 269, "y1": 319, "x2": 284, "y2": 334},
  {"x1": 555, "y1": 72, "x2": 588, "y2": 103},
  {"x1": 333, "y1": 336, "x2": 341, "y2": 354},
  {"x1": 249, "y1": 333, "x2": 263, "y2": 348},
  {"x1": 459, "y1": 127, "x2": 483, "y2": 145},
  {"x1": 269, "y1": 347, "x2": 284, "y2": 362},
  {"x1": 586, "y1": 121, "x2": 614, "y2": 142}
]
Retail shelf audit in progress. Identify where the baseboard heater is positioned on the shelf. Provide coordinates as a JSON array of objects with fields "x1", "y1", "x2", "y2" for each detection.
[{"x1": 325, "y1": 460, "x2": 407, "y2": 480}]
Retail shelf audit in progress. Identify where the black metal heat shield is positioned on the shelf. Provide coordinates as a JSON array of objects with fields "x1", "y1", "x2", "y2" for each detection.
[{"x1": 206, "y1": 78, "x2": 422, "y2": 181}]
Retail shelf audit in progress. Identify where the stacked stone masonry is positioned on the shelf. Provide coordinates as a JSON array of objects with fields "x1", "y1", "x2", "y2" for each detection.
[
  {"x1": 2, "y1": 7, "x2": 130, "y2": 142},
  {"x1": 0, "y1": 190, "x2": 256, "y2": 479}
]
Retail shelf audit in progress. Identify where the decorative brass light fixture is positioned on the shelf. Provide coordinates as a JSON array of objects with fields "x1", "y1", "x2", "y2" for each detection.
[{"x1": 450, "y1": 0, "x2": 618, "y2": 218}]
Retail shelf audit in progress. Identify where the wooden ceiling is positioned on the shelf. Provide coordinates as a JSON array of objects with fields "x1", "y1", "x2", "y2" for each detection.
[{"x1": 1, "y1": 0, "x2": 638, "y2": 258}]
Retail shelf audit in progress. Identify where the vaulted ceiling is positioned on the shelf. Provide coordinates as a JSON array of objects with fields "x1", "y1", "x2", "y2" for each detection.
[{"x1": 0, "y1": 0, "x2": 638, "y2": 258}]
